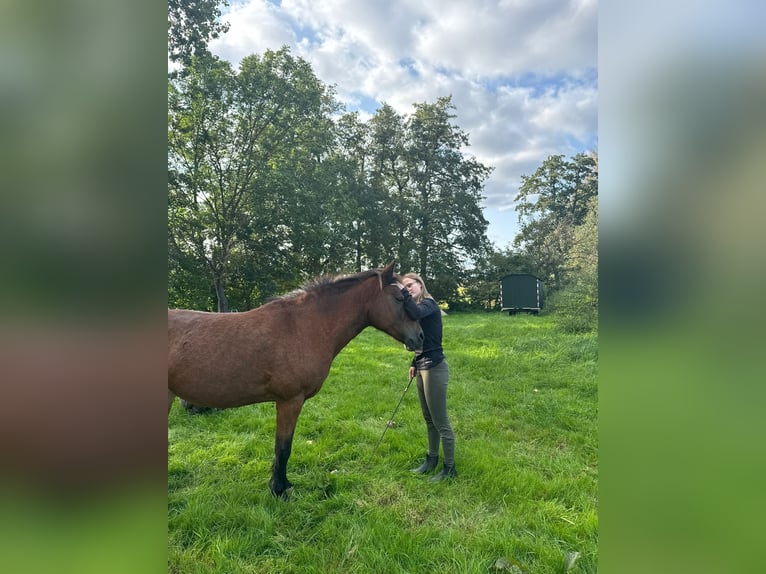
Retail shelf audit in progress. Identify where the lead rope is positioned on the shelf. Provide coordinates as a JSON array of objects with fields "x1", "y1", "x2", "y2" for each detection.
[{"x1": 368, "y1": 374, "x2": 415, "y2": 460}]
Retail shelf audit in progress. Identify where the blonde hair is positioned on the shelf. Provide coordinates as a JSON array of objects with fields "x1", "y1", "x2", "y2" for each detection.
[{"x1": 401, "y1": 272, "x2": 434, "y2": 304}]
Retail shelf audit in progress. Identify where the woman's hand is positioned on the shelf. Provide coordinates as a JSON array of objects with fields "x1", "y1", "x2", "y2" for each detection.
[{"x1": 409, "y1": 366, "x2": 416, "y2": 380}]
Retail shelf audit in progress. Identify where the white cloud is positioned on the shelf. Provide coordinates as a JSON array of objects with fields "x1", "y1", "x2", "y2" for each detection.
[
  {"x1": 529, "y1": 83, "x2": 598, "y2": 143},
  {"x1": 284, "y1": 0, "x2": 424, "y2": 58},
  {"x1": 211, "y1": 0, "x2": 597, "y2": 248},
  {"x1": 210, "y1": 0, "x2": 296, "y2": 64},
  {"x1": 413, "y1": 0, "x2": 596, "y2": 76}
]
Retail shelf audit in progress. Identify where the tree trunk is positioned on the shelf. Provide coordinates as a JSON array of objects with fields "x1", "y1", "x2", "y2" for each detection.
[
  {"x1": 215, "y1": 275, "x2": 229, "y2": 312},
  {"x1": 355, "y1": 234, "x2": 363, "y2": 272}
]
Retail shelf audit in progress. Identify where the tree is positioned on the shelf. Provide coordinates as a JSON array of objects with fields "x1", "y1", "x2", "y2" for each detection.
[
  {"x1": 168, "y1": 45, "x2": 494, "y2": 310},
  {"x1": 567, "y1": 195, "x2": 598, "y2": 280},
  {"x1": 332, "y1": 112, "x2": 383, "y2": 272},
  {"x1": 168, "y1": 47, "x2": 338, "y2": 311},
  {"x1": 513, "y1": 152, "x2": 597, "y2": 291},
  {"x1": 368, "y1": 104, "x2": 417, "y2": 271},
  {"x1": 168, "y1": 54, "x2": 235, "y2": 310},
  {"x1": 405, "y1": 96, "x2": 493, "y2": 300},
  {"x1": 353, "y1": 97, "x2": 493, "y2": 301},
  {"x1": 168, "y1": 0, "x2": 230, "y2": 68},
  {"x1": 549, "y1": 194, "x2": 598, "y2": 332}
]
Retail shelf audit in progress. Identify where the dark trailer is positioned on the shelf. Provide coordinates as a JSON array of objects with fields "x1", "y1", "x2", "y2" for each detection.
[{"x1": 500, "y1": 274, "x2": 544, "y2": 315}]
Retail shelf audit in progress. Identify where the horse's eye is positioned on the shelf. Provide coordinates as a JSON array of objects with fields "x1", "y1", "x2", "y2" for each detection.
[{"x1": 394, "y1": 295, "x2": 404, "y2": 302}]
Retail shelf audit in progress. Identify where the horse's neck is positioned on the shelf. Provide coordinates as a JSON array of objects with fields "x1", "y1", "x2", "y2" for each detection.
[{"x1": 307, "y1": 283, "x2": 371, "y2": 357}]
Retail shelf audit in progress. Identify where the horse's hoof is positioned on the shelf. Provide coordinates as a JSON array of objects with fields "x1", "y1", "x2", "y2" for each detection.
[
  {"x1": 269, "y1": 480, "x2": 293, "y2": 500},
  {"x1": 270, "y1": 486, "x2": 292, "y2": 500}
]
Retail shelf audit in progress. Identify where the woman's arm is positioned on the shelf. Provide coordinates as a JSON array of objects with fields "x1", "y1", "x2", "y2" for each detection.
[{"x1": 400, "y1": 288, "x2": 439, "y2": 320}]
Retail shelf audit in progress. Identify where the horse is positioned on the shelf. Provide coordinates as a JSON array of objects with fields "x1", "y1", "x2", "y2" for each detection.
[{"x1": 168, "y1": 262, "x2": 423, "y2": 498}]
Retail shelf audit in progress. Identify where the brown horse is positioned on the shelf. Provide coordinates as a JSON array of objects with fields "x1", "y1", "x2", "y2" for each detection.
[{"x1": 168, "y1": 262, "x2": 423, "y2": 497}]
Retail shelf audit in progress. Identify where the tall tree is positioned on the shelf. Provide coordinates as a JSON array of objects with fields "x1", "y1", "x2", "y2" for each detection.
[
  {"x1": 368, "y1": 104, "x2": 416, "y2": 271},
  {"x1": 513, "y1": 152, "x2": 598, "y2": 290},
  {"x1": 168, "y1": 53, "x2": 235, "y2": 310},
  {"x1": 168, "y1": 47, "x2": 338, "y2": 311},
  {"x1": 405, "y1": 96, "x2": 493, "y2": 299},
  {"x1": 333, "y1": 112, "x2": 376, "y2": 272}
]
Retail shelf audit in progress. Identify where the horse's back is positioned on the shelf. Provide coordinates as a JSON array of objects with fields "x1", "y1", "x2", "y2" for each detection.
[
  {"x1": 168, "y1": 308, "x2": 263, "y2": 362},
  {"x1": 168, "y1": 308, "x2": 216, "y2": 332}
]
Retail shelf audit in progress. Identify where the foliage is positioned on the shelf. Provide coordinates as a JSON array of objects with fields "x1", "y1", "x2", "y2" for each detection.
[
  {"x1": 168, "y1": 0, "x2": 230, "y2": 68},
  {"x1": 168, "y1": 312, "x2": 598, "y2": 573},
  {"x1": 166, "y1": 5, "x2": 596, "y2": 323},
  {"x1": 168, "y1": 48, "x2": 339, "y2": 310},
  {"x1": 546, "y1": 272, "x2": 598, "y2": 333},
  {"x1": 513, "y1": 153, "x2": 598, "y2": 292},
  {"x1": 404, "y1": 97, "x2": 493, "y2": 297},
  {"x1": 567, "y1": 195, "x2": 598, "y2": 279},
  {"x1": 330, "y1": 97, "x2": 493, "y2": 302},
  {"x1": 168, "y1": 48, "x2": 493, "y2": 310},
  {"x1": 546, "y1": 194, "x2": 598, "y2": 333}
]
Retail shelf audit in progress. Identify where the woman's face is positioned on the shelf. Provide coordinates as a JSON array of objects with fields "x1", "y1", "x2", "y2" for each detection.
[{"x1": 402, "y1": 277, "x2": 422, "y2": 298}]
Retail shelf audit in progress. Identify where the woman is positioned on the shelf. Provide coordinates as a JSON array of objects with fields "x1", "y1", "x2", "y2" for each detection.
[{"x1": 398, "y1": 272, "x2": 456, "y2": 482}]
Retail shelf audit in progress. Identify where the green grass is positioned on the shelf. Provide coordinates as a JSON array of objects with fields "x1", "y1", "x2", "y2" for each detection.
[{"x1": 168, "y1": 312, "x2": 598, "y2": 573}]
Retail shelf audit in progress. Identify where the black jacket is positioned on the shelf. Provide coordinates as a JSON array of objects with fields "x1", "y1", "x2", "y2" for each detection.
[{"x1": 401, "y1": 288, "x2": 445, "y2": 370}]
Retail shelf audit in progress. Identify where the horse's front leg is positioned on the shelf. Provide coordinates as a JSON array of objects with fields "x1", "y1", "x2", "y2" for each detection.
[{"x1": 270, "y1": 396, "x2": 305, "y2": 498}]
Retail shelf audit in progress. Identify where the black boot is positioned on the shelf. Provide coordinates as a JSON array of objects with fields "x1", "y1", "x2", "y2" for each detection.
[
  {"x1": 410, "y1": 454, "x2": 439, "y2": 474},
  {"x1": 428, "y1": 464, "x2": 457, "y2": 482}
]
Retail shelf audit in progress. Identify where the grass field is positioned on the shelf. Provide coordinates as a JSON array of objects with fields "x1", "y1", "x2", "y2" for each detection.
[{"x1": 168, "y1": 312, "x2": 598, "y2": 573}]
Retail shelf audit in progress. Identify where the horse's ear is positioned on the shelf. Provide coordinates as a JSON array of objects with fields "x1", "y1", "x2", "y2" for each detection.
[{"x1": 381, "y1": 261, "x2": 396, "y2": 283}]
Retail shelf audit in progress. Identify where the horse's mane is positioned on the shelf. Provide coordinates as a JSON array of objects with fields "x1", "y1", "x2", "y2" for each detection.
[{"x1": 274, "y1": 268, "x2": 392, "y2": 302}]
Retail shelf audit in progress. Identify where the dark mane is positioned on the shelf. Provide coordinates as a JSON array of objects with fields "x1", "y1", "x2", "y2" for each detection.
[{"x1": 276, "y1": 269, "x2": 389, "y2": 301}]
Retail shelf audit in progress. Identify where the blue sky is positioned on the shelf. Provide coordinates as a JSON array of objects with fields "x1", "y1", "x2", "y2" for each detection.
[{"x1": 211, "y1": 0, "x2": 597, "y2": 249}]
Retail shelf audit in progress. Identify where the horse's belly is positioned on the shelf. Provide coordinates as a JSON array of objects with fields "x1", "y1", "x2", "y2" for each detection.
[{"x1": 169, "y1": 367, "x2": 276, "y2": 408}]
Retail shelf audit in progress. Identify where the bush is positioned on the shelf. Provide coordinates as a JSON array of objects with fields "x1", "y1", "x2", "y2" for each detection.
[{"x1": 548, "y1": 275, "x2": 598, "y2": 333}]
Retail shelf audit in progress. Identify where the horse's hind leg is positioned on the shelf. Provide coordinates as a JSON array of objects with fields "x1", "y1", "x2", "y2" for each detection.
[{"x1": 270, "y1": 396, "x2": 305, "y2": 499}]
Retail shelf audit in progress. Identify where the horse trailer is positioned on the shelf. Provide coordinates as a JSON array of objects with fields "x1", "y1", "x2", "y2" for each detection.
[{"x1": 500, "y1": 274, "x2": 544, "y2": 315}]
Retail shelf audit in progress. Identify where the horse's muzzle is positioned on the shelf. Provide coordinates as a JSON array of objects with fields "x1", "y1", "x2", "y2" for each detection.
[{"x1": 404, "y1": 331, "x2": 424, "y2": 351}]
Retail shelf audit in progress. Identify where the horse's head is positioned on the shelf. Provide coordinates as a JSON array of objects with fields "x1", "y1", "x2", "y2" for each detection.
[{"x1": 368, "y1": 262, "x2": 424, "y2": 351}]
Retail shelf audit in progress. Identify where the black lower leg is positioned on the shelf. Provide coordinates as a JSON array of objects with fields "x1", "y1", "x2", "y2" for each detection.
[{"x1": 269, "y1": 434, "x2": 294, "y2": 498}]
